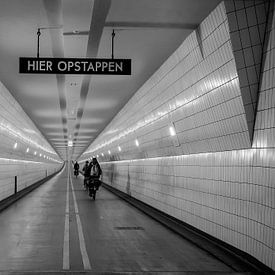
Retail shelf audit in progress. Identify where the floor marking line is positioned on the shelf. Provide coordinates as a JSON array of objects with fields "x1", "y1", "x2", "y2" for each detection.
[
  {"x1": 63, "y1": 214, "x2": 70, "y2": 270},
  {"x1": 63, "y1": 167, "x2": 70, "y2": 270},
  {"x1": 69, "y1": 169, "x2": 92, "y2": 270},
  {"x1": 65, "y1": 172, "x2": 69, "y2": 214},
  {"x1": 75, "y1": 213, "x2": 91, "y2": 270},
  {"x1": 70, "y1": 174, "x2": 79, "y2": 214}
]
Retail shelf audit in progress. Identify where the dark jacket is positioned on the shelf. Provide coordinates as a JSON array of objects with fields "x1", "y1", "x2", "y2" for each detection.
[
  {"x1": 82, "y1": 163, "x2": 91, "y2": 177},
  {"x1": 74, "y1": 162, "x2": 79, "y2": 170}
]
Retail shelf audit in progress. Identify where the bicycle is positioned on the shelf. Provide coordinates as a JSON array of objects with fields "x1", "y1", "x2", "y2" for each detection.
[
  {"x1": 88, "y1": 177, "x2": 101, "y2": 200},
  {"x1": 74, "y1": 169, "x2": 79, "y2": 178}
]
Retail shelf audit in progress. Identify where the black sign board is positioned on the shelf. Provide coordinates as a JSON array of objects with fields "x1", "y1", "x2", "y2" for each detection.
[{"x1": 19, "y1": 57, "x2": 131, "y2": 75}]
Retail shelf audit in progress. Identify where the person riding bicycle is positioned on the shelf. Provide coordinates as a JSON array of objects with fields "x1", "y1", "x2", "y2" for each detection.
[
  {"x1": 82, "y1": 160, "x2": 91, "y2": 188},
  {"x1": 74, "y1": 161, "x2": 79, "y2": 171},
  {"x1": 74, "y1": 161, "x2": 79, "y2": 177},
  {"x1": 88, "y1": 157, "x2": 102, "y2": 197}
]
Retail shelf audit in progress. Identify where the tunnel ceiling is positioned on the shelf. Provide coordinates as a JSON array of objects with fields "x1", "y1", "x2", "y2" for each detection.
[{"x1": 0, "y1": 0, "x2": 221, "y2": 161}]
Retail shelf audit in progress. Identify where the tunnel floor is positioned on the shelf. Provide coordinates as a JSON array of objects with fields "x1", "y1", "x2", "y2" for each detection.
[{"x1": 0, "y1": 166, "x2": 257, "y2": 274}]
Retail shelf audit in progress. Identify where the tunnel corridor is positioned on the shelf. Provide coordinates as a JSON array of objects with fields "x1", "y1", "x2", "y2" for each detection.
[{"x1": 0, "y1": 0, "x2": 274, "y2": 273}]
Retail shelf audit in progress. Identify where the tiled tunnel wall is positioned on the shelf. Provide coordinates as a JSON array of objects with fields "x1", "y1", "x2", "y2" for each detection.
[
  {"x1": 84, "y1": 2, "x2": 251, "y2": 158},
  {"x1": 80, "y1": 1, "x2": 275, "y2": 270},
  {"x1": 0, "y1": 82, "x2": 63, "y2": 202},
  {"x1": 225, "y1": 0, "x2": 269, "y2": 141}
]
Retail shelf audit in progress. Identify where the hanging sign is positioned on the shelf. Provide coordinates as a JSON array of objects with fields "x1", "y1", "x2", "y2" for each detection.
[{"x1": 19, "y1": 57, "x2": 131, "y2": 75}]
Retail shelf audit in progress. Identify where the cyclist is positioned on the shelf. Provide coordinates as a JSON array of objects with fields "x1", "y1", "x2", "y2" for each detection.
[
  {"x1": 74, "y1": 161, "x2": 79, "y2": 177},
  {"x1": 88, "y1": 157, "x2": 102, "y2": 198},
  {"x1": 82, "y1": 160, "x2": 91, "y2": 189}
]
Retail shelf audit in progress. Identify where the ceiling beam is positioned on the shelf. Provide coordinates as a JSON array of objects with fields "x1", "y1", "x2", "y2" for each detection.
[
  {"x1": 43, "y1": 0, "x2": 67, "y2": 160},
  {"x1": 72, "y1": 0, "x2": 111, "y2": 159},
  {"x1": 105, "y1": 22, "x2": 198, "y2": 29},
  {"x1": 63, "y1": 22, "x2": 198, "y2": 35}
]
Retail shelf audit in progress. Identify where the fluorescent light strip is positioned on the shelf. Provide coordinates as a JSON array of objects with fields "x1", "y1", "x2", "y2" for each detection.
[
  {"x1": 0, "y1": 122, "x2": 56, "y2": 155},
  {"x1": 98, "y1": 148, "x2": 258, "y2": 164},
  {"x1": 83, "y1": 78, "x2": 238, "y2": 156},
  {"x1": 0, "y1": 156, "x2": 61, "y2": 164},
  {"x1": 0, "y1": 158, "x2": 44, "y2": 164}
]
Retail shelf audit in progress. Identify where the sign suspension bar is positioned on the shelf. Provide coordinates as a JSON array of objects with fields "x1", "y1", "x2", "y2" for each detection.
[{"x1": 111, "y1": 29, "x2": 115, "y2": 59}]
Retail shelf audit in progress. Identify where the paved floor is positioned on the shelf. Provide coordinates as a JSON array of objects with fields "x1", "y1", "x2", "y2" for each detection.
[{"x1": 0, "y1": 165, "x2": 250, "y2": 274}]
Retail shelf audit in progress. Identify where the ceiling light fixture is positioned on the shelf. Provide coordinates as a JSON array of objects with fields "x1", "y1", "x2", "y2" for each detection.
[
  {"x1": 68, "y1": 140, "x2": 73, "y2": 147},
  {"x1": 169, "y1": 122, "x2": 180, "y2": 147},
  {"x1": 169, "y1": 125, "x2": 176, "y2": 136}
]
